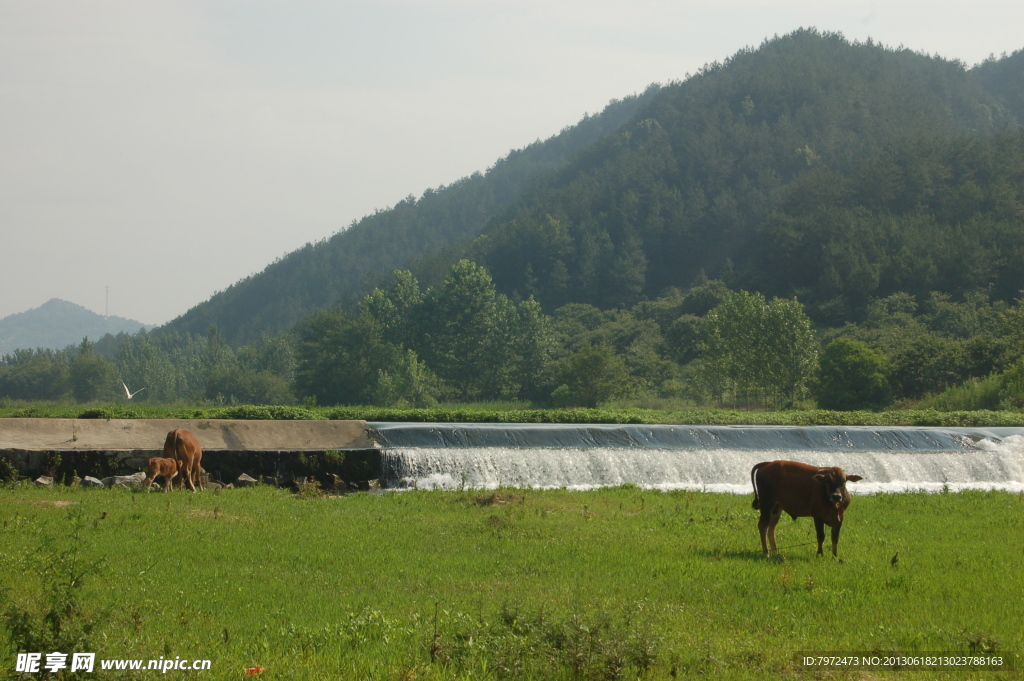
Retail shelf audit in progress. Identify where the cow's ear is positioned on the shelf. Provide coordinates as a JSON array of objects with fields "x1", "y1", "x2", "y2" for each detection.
[{"x1": 845, "y1": 474, "x2": 863, "y2": 483}]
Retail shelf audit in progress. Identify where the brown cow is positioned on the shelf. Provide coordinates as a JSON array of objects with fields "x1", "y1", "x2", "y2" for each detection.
[
  {"x1": 750, "y1": 460, "x2": 862, "y2": 557},
  {"x1": 143, "y1": 457, "x2": 179, "y2": 492},
  {"x1": 163, "y1": 429, "x2": 204, "y2": 492}
]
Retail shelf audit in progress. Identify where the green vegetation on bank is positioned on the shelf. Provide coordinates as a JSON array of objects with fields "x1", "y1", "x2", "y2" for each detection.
[
  {"x1": 1, "y1": 486, "x2": 1020, "y2": 680},
  {"x1": 4, "y1": 401, "x2": 1024, "y2": 427}
]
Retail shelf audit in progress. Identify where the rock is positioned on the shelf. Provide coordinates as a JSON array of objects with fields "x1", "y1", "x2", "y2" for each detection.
[
  {"x1": 205, "y1": 480, "x2": 225, "y2": 489},
  {"x1": 33, "y1": 476, "x2": 54, "y2": 486},
  {"x1": 357, "y1": 479, "x2": 381, "y2": 492},
  {"x1": 234, "y1": 473, "x2": 258, "y2": 488},
  {"x1": 101, "y1": 472, "x2": 147, "y2": 488},
  {"x1": 324, "y1": 473, "x2": 345, "y2": 491},
  {"x1": 80, "y1": 476, "x2": 105, "y2": 488}
]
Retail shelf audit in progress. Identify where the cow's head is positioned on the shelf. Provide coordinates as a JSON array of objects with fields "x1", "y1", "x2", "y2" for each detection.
[{"x1": 814, "y1": 467, "x2": 863, "y2": 507}]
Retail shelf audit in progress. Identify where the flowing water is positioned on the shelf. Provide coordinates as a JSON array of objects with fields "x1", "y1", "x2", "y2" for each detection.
[{"x1": 371, "y1": 423, "x2": 1024, "y2": 494}]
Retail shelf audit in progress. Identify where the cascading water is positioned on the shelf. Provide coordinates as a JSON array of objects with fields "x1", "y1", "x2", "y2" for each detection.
[{"x1": 371, "y1": 423, "x2": 1024, "y2": 493}]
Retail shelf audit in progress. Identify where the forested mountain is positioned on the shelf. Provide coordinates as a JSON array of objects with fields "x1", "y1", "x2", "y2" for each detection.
[
  {"x1": 0, "y1": 299, "x2": 149, "y2": 356},
  {"x1": 456, "y1": 30, "x2": 1023, "y2": 318},
  {"x1": 161, "y1": 89, "x2": 659, "y2": 345},
  {"x1": 160, "y1": 30, "x2": 1024, "y2": 343}
]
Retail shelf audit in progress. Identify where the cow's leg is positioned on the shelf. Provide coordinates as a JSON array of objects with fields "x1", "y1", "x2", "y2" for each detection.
[
  {"x1": 144, "y1": 475, "x2": 154, "y2": 492},
  {"x1": 762, "y1": 503, "x2": 782, "y2": 555},
  {"x1": 767, "y1": 506, "x2": 781, "y2": 555},
  {"x1": 757, "y1": 498, "x2": 777, "y2": 555},
  {"x1": 830, "y1": 521, "x2": 843, "y2": 557},
  {"x1": 814, "y1": 518, "x2": 826, "y2": 556},
  {"x1": 180, "y1": 458, "x2": 196, "y2": 492},
  {"x1": 757, "y1": 513, "x2": 770, "y2": 555}
]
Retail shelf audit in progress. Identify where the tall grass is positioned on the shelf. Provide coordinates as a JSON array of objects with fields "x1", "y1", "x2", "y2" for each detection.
[
  {"x1": 914, "y1": 375, "x2": 1004, "y2": 412},
  {"x1": 0, "y1": 485, "x2": 1020, "y2": 679}
]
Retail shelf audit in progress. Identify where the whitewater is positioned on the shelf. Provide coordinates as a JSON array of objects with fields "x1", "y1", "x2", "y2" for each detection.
[{"x1": 371, "y1": 423, "x2": 1024, "y2": 494}]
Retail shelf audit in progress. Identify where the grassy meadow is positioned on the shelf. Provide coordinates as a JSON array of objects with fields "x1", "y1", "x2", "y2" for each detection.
[{"x1": 0, "y1": 485, "x2": 1021, "y2": 680}]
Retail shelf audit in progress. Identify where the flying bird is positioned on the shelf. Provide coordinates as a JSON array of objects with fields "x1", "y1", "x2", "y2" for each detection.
[{"x1": 120, "y1": 381, "x2": 145, "y2": 400}]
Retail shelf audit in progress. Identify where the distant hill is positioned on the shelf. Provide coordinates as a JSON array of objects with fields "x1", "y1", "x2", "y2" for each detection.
[
  {"x1": 0, "y1": 299, "x2": 150, "y2": 356},
  {"x1": 162, "y1": 30, "x2": 1024, "y2": 342}
]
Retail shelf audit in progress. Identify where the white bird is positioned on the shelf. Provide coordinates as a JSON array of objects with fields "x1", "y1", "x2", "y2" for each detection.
[{"x1": 120, "y1": 380, "x2": 146, "y2": 400}]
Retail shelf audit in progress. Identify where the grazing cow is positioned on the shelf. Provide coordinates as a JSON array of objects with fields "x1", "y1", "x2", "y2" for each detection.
[
  {"x1": 163, "y1": 428, "x2": 204, "y2": 492},
  {"x1": 143, "y1": 457, "x2": 179, "y2": 492},
  {"x1": 750, "y1": 460, "x2": 862, "y2": 557}
]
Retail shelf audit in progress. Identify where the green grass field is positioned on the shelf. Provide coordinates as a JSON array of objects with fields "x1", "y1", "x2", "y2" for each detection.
[{"x1": 1, "y1": 485, "x2": 1021, "y2": 680}]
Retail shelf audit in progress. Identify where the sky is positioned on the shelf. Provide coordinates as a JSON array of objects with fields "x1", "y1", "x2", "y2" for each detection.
[{"x1": 1, "y1": 1, "x2": 1022, "y2": 326}]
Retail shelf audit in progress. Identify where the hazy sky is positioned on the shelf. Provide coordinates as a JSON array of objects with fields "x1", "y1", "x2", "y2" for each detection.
[{"x1": 2, "y1": 1, "x2": 1021, "y2": 326}]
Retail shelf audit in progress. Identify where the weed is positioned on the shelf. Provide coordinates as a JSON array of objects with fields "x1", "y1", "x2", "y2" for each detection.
[
  {"x1": 0, "y1": 452, "x2": 18, "y2": 482},
  {"x1": 1, "y1": 509, "x2": 108, "y2": 678},
  {"x1": 293, "y1": 478, "x2": 325, "y2": 499},
  {"x1": 962, "y1": 629, "x2": 1001, "y2": 654}
]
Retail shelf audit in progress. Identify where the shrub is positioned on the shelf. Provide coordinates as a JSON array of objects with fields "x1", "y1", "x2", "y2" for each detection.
[{"x1": 817, "y1": 338, "x2": 890, "y2": 410}]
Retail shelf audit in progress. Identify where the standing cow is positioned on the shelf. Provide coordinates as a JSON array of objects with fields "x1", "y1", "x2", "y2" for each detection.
[
  {"x1": 750, "y1": 460, "x2": 862, "y2": 557},
  {"x1": 163, "y1": 428, "x2": 204, "y2": 492}
]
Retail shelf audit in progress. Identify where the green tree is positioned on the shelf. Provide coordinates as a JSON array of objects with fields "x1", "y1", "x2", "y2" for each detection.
[
  {"x1": 817, "y1": 338, "x2": 891, "y2": 410},
  {"x1": 115, "y1": 332, "x2": 179, "y2": 402},
  {"x1": 0, "y1": 348, "x2": 70, "y2": 400},
  {"x1": 888, "y1": 332, "x2": 967, "y2": 400},
  {"x1": 294, "y1": 307, "x2": 441, "y2": 406},
  {"x1": 700, "y1": 290, "x2": 817, "y2": 408},
  {"x1": 417, "y1": 260, "x2": 523, "y2": 400},
  {"x1": 70, "y1": 338, "x2": 114, "y2": 402},
  {"x1": 550, "y1": 344, "x2": 632, "y2": 408}
]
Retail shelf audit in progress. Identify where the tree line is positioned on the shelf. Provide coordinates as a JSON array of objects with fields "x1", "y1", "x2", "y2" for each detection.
[{"x1": 7, "y1": 258, "x2": 1024, "y2": 412}]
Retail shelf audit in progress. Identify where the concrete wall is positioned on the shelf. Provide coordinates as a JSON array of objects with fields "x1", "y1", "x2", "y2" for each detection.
[
  {"x1": 0, "y1": 418, "x2": 377, "y2": 482},
  {"x1": 0, "y1": 418, "x2": 370, "y2": 452}
]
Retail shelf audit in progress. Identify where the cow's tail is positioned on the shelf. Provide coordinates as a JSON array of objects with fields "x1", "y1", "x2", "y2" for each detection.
[{"x1": 750, "y1": 462, "x2": 766, "y2": 510}]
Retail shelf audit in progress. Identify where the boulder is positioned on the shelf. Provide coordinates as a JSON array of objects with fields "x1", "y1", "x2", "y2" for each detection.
[
  {"x1": 357, "y1": 479, "x2": 381, "y2": 492},
  {"x1": 33, "y1": 476, "x2": 54, "y2": 486},
  {"x1": 101, "y1": 472, "x2": 147, "y2": 488},
  {"x1": 234, "y1": 473, "x2": 258, "y2": 488},
  {"x1": 80, "y1": 476, "x2": 105, "y2": 488}
]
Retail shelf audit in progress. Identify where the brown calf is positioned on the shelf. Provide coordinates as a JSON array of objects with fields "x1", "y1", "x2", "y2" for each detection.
[
  {"x1": 750, "y1": 460, "x2": 862, "y2": 557},
  {"x1": 143, "y1": 457, "x2": 179, "y2": 492},
  {"x1": 163, "y1": 428, "x2": 204, "y2": 492}
]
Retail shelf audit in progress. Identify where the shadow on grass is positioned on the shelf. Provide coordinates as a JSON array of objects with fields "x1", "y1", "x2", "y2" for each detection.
[{"x1": 691, "y1": 548, "x2": 828, "y2": 563}]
